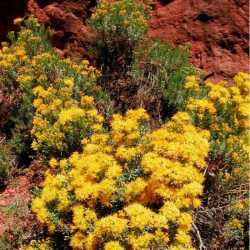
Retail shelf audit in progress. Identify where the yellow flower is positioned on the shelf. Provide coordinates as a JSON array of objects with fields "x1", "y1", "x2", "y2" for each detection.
[
  {"x1": 228, "y1": 219, "x2": 243, "y2": 230},
  {"x1": 81, "y1": 95, "x2": 94, "y2": 105},
  {"x1": 49, "y1": 158, "x2": 58, "y2": 168},
  {"x1": 14, "y1": 17, "x2": 23, "y2": 25},
  {"x1": 59, "y1": 159, "x2": 67, "y2": 170},
  {"x1": 129, "y1": 233, "x2": 154, "y2": 249},
  {"x1": 58, "y1": 107, "x2": 84, "y2": 125},
  {"x1": 104, "y1": 241, "x2": 124, "y2": 250},
  {"x1": 160, "y1": 202, "x2": 180, "y2": 221},
  {"x1": 175, "y1": 229, "x2": 191, "y2": 245},
  {"x1": 184, "y1": 75, "x2": 199, "y2": 90},
  {"x1": 64, "y1": 78, "x2": 74, "y2": 88},
  {"x1": 31, "y1": 198, "x2": 49, "y2": 223},
  {"x1": 81, "y1": 59, "x2": 90, "y2": 66},
  {"x1": 94, "y1": 215, "x2": 128, "y2": 236},
  {"x1": 33, "y1": 98, "x2": 43, "y2": 108},
  {"x1": 119, "y1": 9, "x2": 126, "y2": 16},
  {"x1": 16, "y1": 47, "x2": 26, "y2": 59},
  {"x1": 124, "y1": 178, "x2": 147, "y2": 202},
  {"x1": 115, "y1": 146, "x2": 140, "y2": 161},
  {"x1": 70, "y1": 232, "x2": 85, "y2": 249},
  {"x1": 178, "y1": 213, "x2": 192, "y2": 231}
]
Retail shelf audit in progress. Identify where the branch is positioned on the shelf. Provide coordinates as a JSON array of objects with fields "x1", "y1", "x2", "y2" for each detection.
[{"x1": 192, "y1": 222, "x2": 206, "y2": 250}]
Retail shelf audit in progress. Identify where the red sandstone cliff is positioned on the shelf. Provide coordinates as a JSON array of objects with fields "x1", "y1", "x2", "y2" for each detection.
[{"x1": 149, "y1": 0, "x2": 249, "y2": 80}]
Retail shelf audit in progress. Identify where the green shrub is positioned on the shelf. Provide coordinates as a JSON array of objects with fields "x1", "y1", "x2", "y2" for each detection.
[
  {"x1": 88, "y1": 0, "x2": 150, "y2": 75},
  {"x1": 131, "y1": 39, "x2": 198, "y2": 112}
]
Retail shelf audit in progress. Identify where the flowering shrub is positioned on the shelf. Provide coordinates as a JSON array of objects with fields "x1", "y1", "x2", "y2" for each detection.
[
  {"x1": 29, "y1": 108, "x2": 210, "y2": 249},
  {"x1": 88, "y1": 0, "x2": 149, "y2": 74},
  {"x1": 0, "y1": 17, "x2": 57, "y2": 156},
  {"x1": 186, "y1": 72, "x2": 249, "y2": 159},
  {"x1": 0, "y1": 40, "x2": 21, "y2": 129},
  {"x1": 0, "y1": 22, "x2": 32, "y2": 155},
  {"x1": 30, "y1": 54, "x2": 103, "y2": 156},
  {"x1": 185, "y1": 72, "x2": 250, "y2": 247},
  {"x1": 0, "y1": 6, "x2": 248, "y2": 250},
  {"x1": 89, "y1": 0, "x2": 149, "y2": 42},
  {"x1": 0, "y1": 17, "x2": 107, "y2": 158},
  {"x1": 222, "y1": 198, "x2": 249, "y2": 246}
]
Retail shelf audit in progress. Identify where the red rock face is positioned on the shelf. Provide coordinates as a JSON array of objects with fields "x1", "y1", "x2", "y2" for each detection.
[
  {"x1": 0, "y1": 0, "x2": 248, "y2": 79},
  {"x1": 26, "y1": 0, "x2": 96, "y2": 59},
  {"x1": 149, "y1": 0, "x2": 249, "y2": 81}
]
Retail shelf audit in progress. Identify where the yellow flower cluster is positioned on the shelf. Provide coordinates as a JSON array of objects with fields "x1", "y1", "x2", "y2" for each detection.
[
  {"x1": 184, "y1": 75, "x2": 199, "y2": 91},
  {"x1": 225, "y1": 197, "x2": 249, "y2": 235},
  {"x1": 223, "y1": 197, "x2": 249, "y2": 242},
  {"x1": 186, "y1": 72, "x2": 249, "y2": 157},
  {"x1": 0, "y1": 17, "x2": 50, "y2": 154},
  {"x1": 190, "y1": 72, "x2": 249, "y2": 123},
  {"x1": 30, "y1": 52, "x2": 102, "y2": 155},
  {"x1": 31, "y1": 107, "x2": 209, "y2": 249},
  {"x1": 0, "y1": 33, "x2": 33, "y2": 89},
  {"x1": 0, "y1": 45, "x2": 27, "y2": 70},
  {"x1": 89, "y1": 0, "x2": 148, "y2": 42},
  {"x1": 2, "y1": 17, "x2": 50, "y2": 65}
]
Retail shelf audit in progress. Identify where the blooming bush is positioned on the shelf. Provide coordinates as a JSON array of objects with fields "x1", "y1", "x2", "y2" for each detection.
[
  {"x1": 88, "y1": 0, "x2": 149, "y2": 74},
  {"x1": 30, "y1": 109, "x2": 210, "y2": 249},
  {"x1": 186, "y1": 72, "x2": 249, "y2": 159},
  {"x1": 0, "y1": 17, "x2": 107, "y2": 158},
  {"x1": 0, "y1": 19, "x2": 37, "y2": 155},
  {"x1": 89, "y1": 0, "x2": 149, "y2": 42},
  {"x1": 0, "y1": 17, "x2": 60, "y2": 156},
  {"x1": 30, "y1": 54, "x2": 103, "y2": 157},
  {"x1": 185, "y1": 72, "x2": 250, "y2": 247},
  {"x1": 0, "y1": 3, "x2": 248, "y2": 250}
]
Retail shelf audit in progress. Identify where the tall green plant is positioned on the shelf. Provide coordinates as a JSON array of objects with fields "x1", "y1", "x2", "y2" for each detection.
[
  {"x1": 131, "y1": 39, "x2": 198, "y2": 112},
  {"x1": 88, "y1": 0, "x2": 150, "y2": 75}
]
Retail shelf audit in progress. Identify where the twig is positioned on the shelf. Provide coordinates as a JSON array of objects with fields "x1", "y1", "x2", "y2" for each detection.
[
  {"x1": 192, "y1": 222, "x2": 206, "y2": 250},
  {"x1": 203, "y1": 165, "x2": 208, "y2": 176}
]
